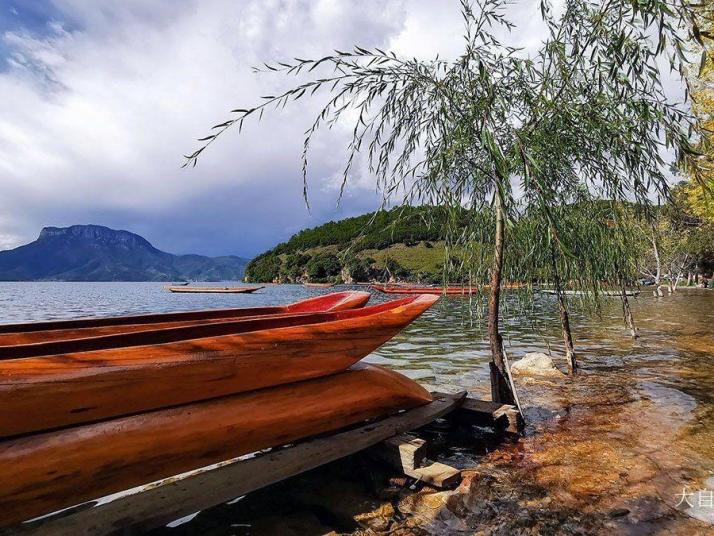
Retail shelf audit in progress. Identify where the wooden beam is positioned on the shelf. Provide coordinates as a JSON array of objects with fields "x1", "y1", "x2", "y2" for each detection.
[
  {"x1": 446, "y1": 395, "x2": 522, "y2": 434},
  {"x1": 4, "y1": 391, "x2": 465, "y2": 536},
  {"x1": 370, "y1": 434, "x2": 461, "y2": 489},
  {"x1": 376, "y1": 433, "x2": 427, "y2": 471},
  {"x1": 410, "y1": 463, "x2": 462, "y2": 488}
]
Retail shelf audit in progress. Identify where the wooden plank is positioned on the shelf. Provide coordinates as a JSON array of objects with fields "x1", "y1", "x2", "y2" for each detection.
[
  {"x1": 447, "y1": 395, "x2": 522, "y2": 434},
  {"x1": 380, "y1": 433, "x2": 427, "y2": 471},
  {"x1": 4, "y1": 391, "x2": 465, "y2": 536},
  {"x1": 370, "y1": 433, "x2": 427, "y2": 472},
  {"x1": 370, "y1": 433, "x2": 461, "y2": 489},
  {"x1": 411, "y1": 462, "x2": 462, "y2": 488}
]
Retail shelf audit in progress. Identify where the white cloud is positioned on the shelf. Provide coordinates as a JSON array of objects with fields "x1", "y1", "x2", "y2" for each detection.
[
  {"x1": 0, "y1": 0, "x2": 687, "y2": 256},
  {"x1": 1, "y1": 0, "x2": 456, "y2": 255}
]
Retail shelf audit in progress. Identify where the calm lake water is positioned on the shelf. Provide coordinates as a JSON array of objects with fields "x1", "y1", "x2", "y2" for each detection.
[{"x1": 3, "y1": 282, "x2": 713, "y2": 534}]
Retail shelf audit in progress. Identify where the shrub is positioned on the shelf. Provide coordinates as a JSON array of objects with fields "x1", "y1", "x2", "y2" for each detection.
[{"x1": 306, "y1": 253, "x2": 342, "y2": 281}]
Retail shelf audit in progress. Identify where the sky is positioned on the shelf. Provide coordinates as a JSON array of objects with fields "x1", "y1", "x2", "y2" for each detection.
[{"x1": 0, "y1": 0, "x2": 684, "y2": 258}]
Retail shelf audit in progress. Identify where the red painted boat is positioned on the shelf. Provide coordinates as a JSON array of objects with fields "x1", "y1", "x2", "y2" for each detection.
[
  {"x1": 0, "y1": 291, "x2": 371, "y2": 346},
  {"x1": 0, "y1": 295, "x2": 438, "y2": 437},
  {"x1": 0, "y1": 364, "x2": 432, "y2": 527},
  {"x1": 371, "y1": 283, "x2": 478, "y2": 295}
]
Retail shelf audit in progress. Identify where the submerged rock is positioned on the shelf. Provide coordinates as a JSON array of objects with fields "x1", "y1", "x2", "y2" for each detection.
[{"x1": 510, "y1": 352, "x2": 565, "y2": 378}]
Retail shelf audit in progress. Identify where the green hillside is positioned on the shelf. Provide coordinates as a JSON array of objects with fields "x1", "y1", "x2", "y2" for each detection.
[{"x1": 244, "y1": 206, "x2": 461, "y2": 284}]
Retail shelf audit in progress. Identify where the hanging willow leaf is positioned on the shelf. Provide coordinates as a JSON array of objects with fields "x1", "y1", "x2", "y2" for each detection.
[{"x1": 184, "y1": 0, "x2": 696, "y2": 307}]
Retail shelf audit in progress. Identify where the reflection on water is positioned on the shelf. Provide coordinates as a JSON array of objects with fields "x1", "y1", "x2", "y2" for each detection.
[{"x1": 1, "y1": 283, "x2": 712, "y2": 533}]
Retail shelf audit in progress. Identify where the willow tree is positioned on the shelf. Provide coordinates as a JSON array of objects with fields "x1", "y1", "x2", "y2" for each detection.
[
  {"x1": 684, "y1": 1, "x2": 714, "y2": 221},
  {"x1": 509, "y1": 197, "x2": 643, "y2": 373},
  {"x1": 187, "y1": 0, "x2": 696, "y2": 404}
]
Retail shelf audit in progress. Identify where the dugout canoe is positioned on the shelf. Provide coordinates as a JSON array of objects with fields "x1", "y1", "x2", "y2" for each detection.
[
  {"x1": 0, "y1": 364, "x2": 432, "y2": 527},
  {"x1": 0, "y1": 294, "x2": 438, "y2": 438},
  {"x1": 168, "y1": 285, "x2": 265, "y2": 293},
  {"x1": 0, "y1": 291, "x2": 371, "y2": 346},
  {"x1": 371, "y1": 283, "x2": 478, "y2": 295}
]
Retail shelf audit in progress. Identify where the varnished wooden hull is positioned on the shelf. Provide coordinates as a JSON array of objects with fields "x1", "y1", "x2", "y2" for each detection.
[
  {"x1": 0, "y1": 291, "x2": 371, "y2": 346},
  {"x1": 0, "y1": 295, "x2": 438, "y2": 437},
  {"x1": 168, "y1": 285, "x2": 265, "y2": 293},
  {"x1": 0, "y1": 364, "x2": 432, "y2": 527}
]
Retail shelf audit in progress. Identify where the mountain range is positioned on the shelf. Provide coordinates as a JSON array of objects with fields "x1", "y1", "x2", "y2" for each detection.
[{"x1": 0, "y1": 225, "x2": 248, "y2": 281}]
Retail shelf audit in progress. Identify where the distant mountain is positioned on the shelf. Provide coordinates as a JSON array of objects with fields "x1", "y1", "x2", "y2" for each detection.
[{"x1": 0, "y1": 225, "x2": 249, "y2": 282}]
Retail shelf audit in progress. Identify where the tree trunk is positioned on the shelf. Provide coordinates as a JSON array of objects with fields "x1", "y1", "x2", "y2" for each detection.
[
  {"x1": 550, "y1": 242, "x2": 577, "y2": 374},
  {"x1": 651, "y1": 224, "x2": 661, "y2": 286},
  {"x1": 488, "y1": 192, "x2": 516, "y2": 405},
  {"x1": 621, "y1": 284, "x2": 638, "y2": 339}
]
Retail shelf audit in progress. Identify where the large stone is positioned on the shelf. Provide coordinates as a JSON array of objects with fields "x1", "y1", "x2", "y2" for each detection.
[{"x1": 510, "y1": 352, "x2": 565, "y2": 378}]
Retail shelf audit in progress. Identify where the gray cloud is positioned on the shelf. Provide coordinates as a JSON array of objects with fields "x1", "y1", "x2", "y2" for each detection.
[
  {"x1": 0, "y1": 1, "x2": 687, "y2": 256},
  {"x1": 0, "y1": 0, "x2": 464, "y2": 256}
]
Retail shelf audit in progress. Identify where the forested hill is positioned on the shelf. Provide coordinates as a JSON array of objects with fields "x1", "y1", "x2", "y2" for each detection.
[{"x1": 244, "y1": 206, "x2": 460, "y2": 284}]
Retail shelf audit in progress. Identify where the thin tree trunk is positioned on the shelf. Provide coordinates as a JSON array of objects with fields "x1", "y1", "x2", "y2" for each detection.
[
  {"x1": 621, "y1": 283, "x2": 638, "y2": 339},
  {"x1": 488, "y1": 191, "x2": 516, "y2": 405},
  {"x1": 550, "y1": 242, "x2": 577, "y2": 374},
  {"x1": 651, "y1": 224, "x2": 661, "y2": 286}
]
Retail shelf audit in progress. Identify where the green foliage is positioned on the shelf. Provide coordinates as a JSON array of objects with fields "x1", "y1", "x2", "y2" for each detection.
[
  {"x1": 195, "y1": 0, "x2": 695, "y2": 291},
  {"x1": 682, "y1": 1, "x2": 714, "y2": 222},
  {"x1": 344, "y1": 256, "x2": 371, "y2": 282},
  {"x1": 244, "y1": 252, "x2": 280, "y2": 283},
  {"x1": 305, "y1": 253, "x2": 342, "y2": 282},
  {"x1": 195, "y1": 0, "x2": 699, "y2": 327},
  {"x1": 245, "y1": 206, "x2": 465, "y2": 282},
  {"x1": 269, "y1": 206, "x2": 461, "y2": 254}
]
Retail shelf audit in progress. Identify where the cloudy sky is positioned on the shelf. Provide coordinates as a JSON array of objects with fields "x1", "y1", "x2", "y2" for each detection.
[{"x1": 0, "y1": 0, "x2": 681, "y2": 258}]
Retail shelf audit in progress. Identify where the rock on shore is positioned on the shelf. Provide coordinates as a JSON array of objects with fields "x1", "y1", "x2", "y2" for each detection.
[{"x1": 510, "y1": 352, "x2": 565, "y2": 378}]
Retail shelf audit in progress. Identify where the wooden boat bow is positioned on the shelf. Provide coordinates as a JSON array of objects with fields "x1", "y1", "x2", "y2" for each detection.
[{"x1": 0, "y1": 294, "x2": 438, "y2": 437}]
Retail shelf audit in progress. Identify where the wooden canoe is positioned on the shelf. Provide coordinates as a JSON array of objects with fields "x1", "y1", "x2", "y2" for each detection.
[
  {"x1": 304, "y1": 282, "x2": 335, "y2": 288},
  {"x1": 0, "y1": 291, "x2": 371, "y2": 346},
  {"x1": 0, "y1": 364, "x2": 432, "y2": 527},
  {"x1": 0, "y1": 295, "x2": 438, "y2": 437},
  {"x1": 168, "y1": 285, "x2": 265, "y2": 293},
  {"x1": 371, "y1": 283, "x2": 478, "y2": 295}
]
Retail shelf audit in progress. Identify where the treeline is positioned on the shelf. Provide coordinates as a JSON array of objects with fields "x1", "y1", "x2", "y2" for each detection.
[
  {"x1": 246, "y1": 196, "x2": 714, "y2": 287},
  {"x1": 269, "y1": 206, "x2": 461, "y2": 253},
  {"x1": 245, "y1": 206, "x2": 465, "y2": 283}
]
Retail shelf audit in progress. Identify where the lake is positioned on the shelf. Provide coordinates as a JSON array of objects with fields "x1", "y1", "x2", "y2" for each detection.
[{"x1": 2, "y1": 282, "x2": 713, "y2": 533}]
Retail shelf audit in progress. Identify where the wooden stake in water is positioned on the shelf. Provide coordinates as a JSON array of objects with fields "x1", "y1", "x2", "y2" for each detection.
[{"x1": 621, "y1": 285, "x2": 639, "y2": 339}]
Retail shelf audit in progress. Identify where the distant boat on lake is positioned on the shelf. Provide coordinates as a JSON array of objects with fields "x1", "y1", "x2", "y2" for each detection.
[
  {"x1": 371, "y1": 283, "x2": 478, "y2": 295},
  {"x1": 539, "y1": 289, "x2": 640, "y2": 297},
  {"x1": 168, "y1": 285, "x2": 264, "y2": 294}
]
